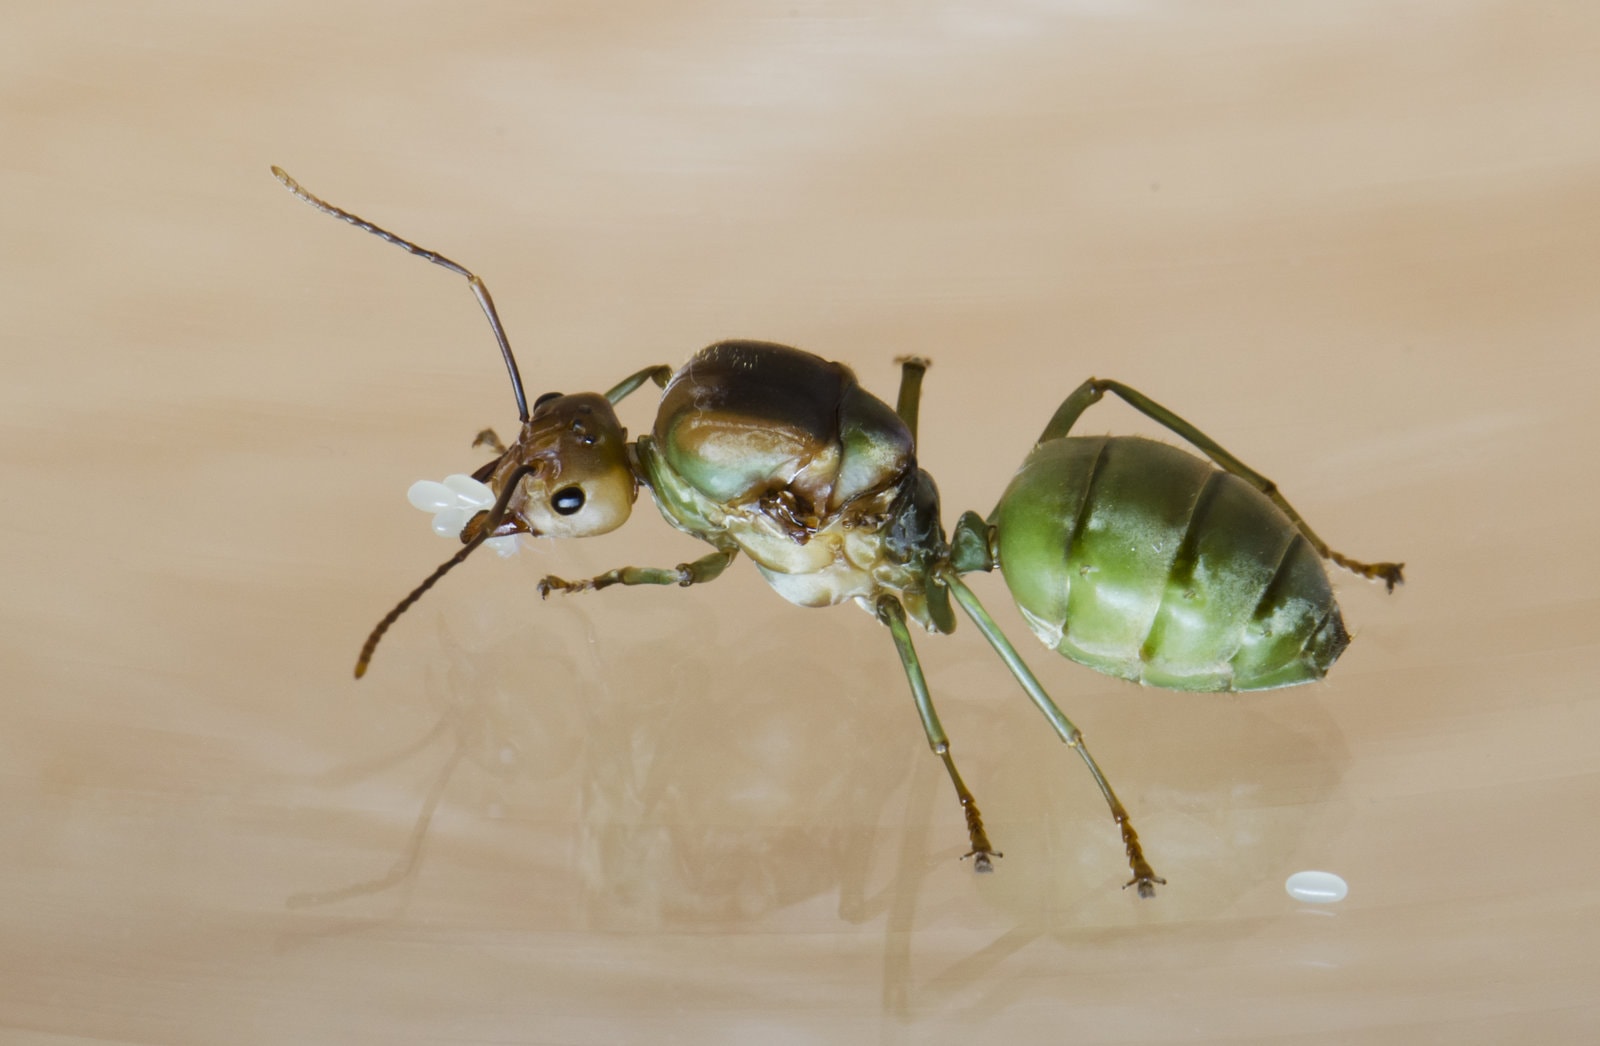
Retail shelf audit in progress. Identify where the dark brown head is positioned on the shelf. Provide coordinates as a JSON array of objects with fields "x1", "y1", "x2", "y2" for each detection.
[{"x1": 482, "y1": 391, "x2": 637, "y2": 539}]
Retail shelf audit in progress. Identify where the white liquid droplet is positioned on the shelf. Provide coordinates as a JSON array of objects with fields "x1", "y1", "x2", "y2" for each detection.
[
  {"x1": 431, "y1": 507, "x2": 471, "y2": 538},
  {"x1": 1286, "y1": 870, "x2": 1348, "y2": 904},
  {"x1": 443, "y1": 473, "x2": 495, "y2": 507},
  {"x1": 408, "y1": 479, "x2": 459, "y2": 512},
  {"x1": 486, "y1": 535, "x2": 521, "y2": 557}
]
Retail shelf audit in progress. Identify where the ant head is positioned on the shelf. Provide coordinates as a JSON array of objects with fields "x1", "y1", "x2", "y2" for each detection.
[
  {"x1": 270, "y1": 167, "x2": 654, "y2": 676},
  {"x1": 494, "y1": 391, "x2": 636, "y2": 539}
]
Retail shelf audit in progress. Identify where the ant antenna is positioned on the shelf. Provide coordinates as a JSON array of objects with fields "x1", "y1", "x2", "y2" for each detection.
[
  {"x1": 353, "y1": 463, "x2": 540, "y2": 678},
  {"x1": 271, "y1": 166, "x2": 530, "y2": 423}
]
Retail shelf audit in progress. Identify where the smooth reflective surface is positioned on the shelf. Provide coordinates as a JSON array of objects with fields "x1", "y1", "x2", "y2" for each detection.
[{"x1": 5, "y1": 3, "x2": 1599, "y2": 1042}]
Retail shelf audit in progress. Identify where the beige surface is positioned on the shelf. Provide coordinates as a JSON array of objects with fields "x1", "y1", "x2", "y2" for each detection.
[{"x1": 5, "y1": 3, "x2": 1598, "y2": 1043}]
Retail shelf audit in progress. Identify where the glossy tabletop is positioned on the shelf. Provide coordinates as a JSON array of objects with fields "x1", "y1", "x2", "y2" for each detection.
[{"x1": 4, "y1": 3, "x2": 1597, "y2": 1043}]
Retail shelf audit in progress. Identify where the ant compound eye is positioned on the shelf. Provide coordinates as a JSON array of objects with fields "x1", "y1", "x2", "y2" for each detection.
[
  {"x1": 534, "y1": 391, "x2": 563, "y2": 408},
  {"x1": 551, "y1": 486, "x2": 586, "y2": 516}
]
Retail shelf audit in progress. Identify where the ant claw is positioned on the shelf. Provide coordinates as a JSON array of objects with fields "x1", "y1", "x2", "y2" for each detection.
[{"x1": 1122, "y1": 872, "x2": 1166, "y2": 899}]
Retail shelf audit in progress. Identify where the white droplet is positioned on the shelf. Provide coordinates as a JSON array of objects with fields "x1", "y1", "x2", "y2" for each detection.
[
  {"x1": 432, "y1": 507, "x2": 472, "y2": 538},
  {"x1": 1286, "y1": 870, "x2": 1348, "y2": 904},
  {"x1": 410, "y1": 474, "x2": 508, "y2": 546},
  {"x1": 408, "y1": 479, "x2": 458, "y2": 512},
  {"x1": 443, "y1": 473, "x2": 495, "y2": 508}
]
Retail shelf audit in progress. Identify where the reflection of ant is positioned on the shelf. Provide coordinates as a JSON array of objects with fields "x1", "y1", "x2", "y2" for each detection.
[
  {"x1": 569, "y1": 611, "x2": 925, "y2": 925},
  {"x1": 287, "y1": 720, "x2": 462, "y2": 909},
  {"x1": 283, "y1": 609, "x2": 954, "y2": 1017},
  {"x1": 287, "y1": 478, "x2": 565, "y2": 907},
  {"x1": 287, "y1": 599, "x2": 589, "y2": 910},
  {"x1": 286, "y1": 595, "x2": 926, "y2": 925}
]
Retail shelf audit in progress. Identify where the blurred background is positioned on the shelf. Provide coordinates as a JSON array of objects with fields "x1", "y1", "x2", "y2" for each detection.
[{"x1": 4, "y1": 2, "x2": 1597, "y2": 1042}]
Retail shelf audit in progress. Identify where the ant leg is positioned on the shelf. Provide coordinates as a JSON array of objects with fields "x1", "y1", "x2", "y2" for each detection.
[
  {"x1": 892, "y1": 356, "x2": 930, "y2": 445},
  {"x1": 603, "y1": 365, "x2": 674, "y2": 405},
  {"x1": 875, "y1": 594, "x2": 1000, "y2": 872},
  {"x1": 941, "y1": 570, "x2": 1163, "y2": 897},
  {"x1": 1036, "y1": 378, "x2": 1404, "y2": 591},
  {"x1": 538, "y1": 547, "x2": 738, "y2": 597},
  {"x1": 472, "y1": 429, "x2": 507, "y2": 454}
]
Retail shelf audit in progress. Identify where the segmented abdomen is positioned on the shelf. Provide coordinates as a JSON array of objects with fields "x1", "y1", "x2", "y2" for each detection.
[{"x1": 990, "y1": 436, "x2": 1347, "y2": 691}]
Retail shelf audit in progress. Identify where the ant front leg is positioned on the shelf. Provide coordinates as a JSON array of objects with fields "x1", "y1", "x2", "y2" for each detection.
[
  {"x1": 1037, "y1": 378, "x2": 1405, "y2": 591},
  {"x1": 537, "y1": 547, "x2": 738, "y2": 598}
]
